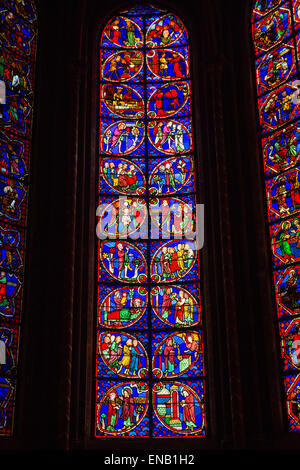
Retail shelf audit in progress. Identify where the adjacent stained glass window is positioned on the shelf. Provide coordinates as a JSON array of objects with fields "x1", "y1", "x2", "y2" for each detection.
[
  {"x1": 0, "y1": 0, "x2": 37, "y2": 435},
  {"x1": 252, "y1": 0, "x2": 300, "y2": 432},
  {"x1": 95, "y1": 4, "x2": 206, "y2": 437}
]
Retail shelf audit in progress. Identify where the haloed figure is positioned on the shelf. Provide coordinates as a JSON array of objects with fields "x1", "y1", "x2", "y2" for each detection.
[
  {"x1": 181, "y1": 390, "x2": 196, "y2": 431},
  {"x1": 120, "y1": 387, "x2": 135, "y2": 429}
]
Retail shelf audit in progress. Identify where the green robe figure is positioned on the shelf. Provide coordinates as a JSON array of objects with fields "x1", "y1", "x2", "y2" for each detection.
[
  {"x1": 154, "y1": 126, "x2": 163, "y2": 146},
  {"x1": 122, "y1": 248, "x2": 130, "y2": 280},
  {"x1": 175, "y1": 126, "x2": 185, "y2": 153},
  {"x1": 279, "y1": 222, "x2": 294, "y2": 262},
  {"x1": 0, "y1": 55, "x2": 4, "y2": 79},
  {"x1": 126, "y1": 21, "x2": 136, "y2": 47},
  {"x1": 288, "y1": 136, "x2": 297, "y2": 160}
]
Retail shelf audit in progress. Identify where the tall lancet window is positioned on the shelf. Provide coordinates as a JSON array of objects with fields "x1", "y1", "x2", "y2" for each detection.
[
  {"x1": 96, "y1": 4, "x2": 206, "y2": 438},
  {"x1": 252, "y1": 0, "x2": 300, "y2": 432},
  {"x1": 0, "y1": 0, "x2": 37, "y2": 435}
]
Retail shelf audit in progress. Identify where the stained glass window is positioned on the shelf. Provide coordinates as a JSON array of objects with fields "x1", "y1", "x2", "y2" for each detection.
[
  {"x1": 0, "y1": 0, "x2": 37, "y2": 435},
  {"x1": 96, "y1": 4, "x2": 206, "y2": 438},
  {"x1": 252, "y1": 0, "x2": 300, "y2": 432}
]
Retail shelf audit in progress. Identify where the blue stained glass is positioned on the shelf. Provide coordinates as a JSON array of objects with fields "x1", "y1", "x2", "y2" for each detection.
[
  {"x1": 150, "y1": 240, "x2": 199, "y2": 283},
  {"x1": 284, "y1": 374, "x2": 300, "y2": 431},
  {"x1": 102, "y1": 16, "x2": 144, "y2": 49},
  {"x1": 255, "y1": 39, "x2": 297, "y2": 97},
  {"x1": 0, "y1": 243, "x2": 23, "y2": 273},
  {"x1": 150, "y1": 195, "x2": 196, "y2": 239},
  {"x1": 258, "y1": 81, "x2": 300, "y2": 134},
  {"x1": 0, "y1": 7, "x2": 36, "y2": 57},
  {"x1": 0, "y1": 271, "x2": 22, "y2": 320},
  {"x1": 152, "y1": 380, "x2": 206, "y2": 437},
  {"x1": 99, "y1": 157, "x2": 146, "y2": 195},
  {"x1": 98, "y1": 196, "x2": 147, "y2": 239},
  {"x1": 270, "y1": 215, "x2": 300, "y2": 268},
  {"x1": 252, "y1": 1, "x2": 284, "y2": 24},
  {"x1": 145, "y1": 14, "x2": 188, "y2": 49},
  {"x1": 0, "y1": 91, "x2": 32, "y2": 137},
  {"x1": 148, "y1": 117, "x2": 193, "y2": 156},
  {"x1": 148, "y1": 155, "x2": 195, "y2": 195},
  {"x1": 252, "y1": 3, "x2": 292, "y2": 58},
  {"x1": 99, "y1": 240, "x2": 147, "y2": 284},
  {"x1": 100, "y1": 83, "x2": 145, "y2": 119},
  {"x1": 279, "y1": 318, "x2": 300, "y2": 372},
  {"x1": 152, "y1": 331, "x2": 203, "y2": 378},
  {"x1": 0, "y1": 44, "x2": 33, "y2": 98},
  {"x1": 97, "y1": 331, "x2": 149, "y2": 378},
  {"x1": 95, "y1": 380, "x2": 149, "y2": 437},
  {"x1": 146, "y1": 46, "x2": 189, "y2": 82},
  {"x1": 252, "y1": 0, "x2": 300, "y2": 434},
  {"x1": 0, "y1": 176, "x2": 27, "y2": 224},
  {"x1": 151, "y1": 283, "x2": 201, "y2": 329},
  {"x1": 1, "y1": 0, "x2": 37, "y2": 24},
  {"x1": 101, "y1": 49, "x2": 144, "y2": 83},
  {"x1": 0, "y1": 323, "x2": 18, "y2": 433},
  {"x1": 100, "y1": 118, "x2": 145, "y2": 156},
  {"x1": 274, "y1": 266, "x2": 300, "y2": 318},
  {"x1": 0, "y1": 224, "x2": 24, "y2": 323},
  {"x1": 293, "y1": 0, "x2": 300, "y2": 26},
  {"x1": 262, "y1": 123, "x2": 300, "y2": 176},
  {"x1": 147, "y1": 81, "x2": 191, "y2": 119},
  {"x1": 0, "y1": 375, "x2": 13, "y2": 430},
  {"x1": 97, "y1": 5, "x2": 206, "y2": 439},
  {"x1": 0, "y1": 323, "x2": 18, "y2": 368},
  {"x1": 0, "y1": 0, "x2": 36, "y2": 436},
  {"x1": 265, "y1": 168, "x2": 300, "y2": 223},
  {"x1": 97, "y1": 285, "x2": 148, "y2": 329},
  {"x1": 120, "y1": 5, "x2": 166, "y2": 16},
  {"x1": 0, "y1": 132, "x2": 28, "y2": 181}
]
